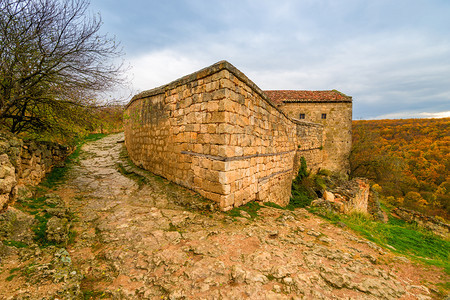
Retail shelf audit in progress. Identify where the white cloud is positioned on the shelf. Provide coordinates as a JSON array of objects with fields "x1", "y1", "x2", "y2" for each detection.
[
  {"x1": 122, "y1": 25, "x2": 450, "y2": 121},
  {"x1": 371, "y1": 111, "x2": 450, "y2": 120},
  {"x1": 127, "y1": 50, "x2": 207, "y2": 93}
]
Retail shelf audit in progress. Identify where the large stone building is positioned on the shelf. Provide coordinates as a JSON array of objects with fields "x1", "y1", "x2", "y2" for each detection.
[
  {"x1": 265, "y1": 90, "x2": 352, "y2": 172},
  {"x1": 124, "y1": 61, "x2": 352, "y2": 211}
]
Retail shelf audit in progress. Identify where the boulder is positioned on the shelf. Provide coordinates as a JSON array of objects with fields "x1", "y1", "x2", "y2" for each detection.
[{"x1": 323, "y1": 191, "x2": 335, "y2": 201}]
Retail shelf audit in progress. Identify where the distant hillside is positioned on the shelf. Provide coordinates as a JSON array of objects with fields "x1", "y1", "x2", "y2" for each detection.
[{"x1": 351, "y1": 118, "x2": 449, "y2": 220}]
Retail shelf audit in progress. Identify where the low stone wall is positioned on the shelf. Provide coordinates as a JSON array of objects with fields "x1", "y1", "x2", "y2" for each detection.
[
  {"x1": 125, "y1": 61, "x2": 306, "y2": 210},
  {"x1": 0, "y1": 132, "x2": 71, "y2": 210},
  {"x1": 393, "y1": 207, "x2": 450, "y2": 238}
]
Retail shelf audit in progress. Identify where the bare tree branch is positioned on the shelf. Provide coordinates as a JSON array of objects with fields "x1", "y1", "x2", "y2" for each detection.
[{"x1": 0, "y1": 0, "x2": 124, "y2": 136}]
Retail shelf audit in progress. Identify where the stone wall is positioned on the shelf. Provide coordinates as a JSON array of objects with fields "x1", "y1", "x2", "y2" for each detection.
[
  {"x1": 393, "y1": 207, "x2": 450, "y2": 239},
  {"x1": 125, "y1": 61, "x2": 322, "y2": 210},
  {"x1": 293, "y1": 120, "x2": 323, "y2": 173},
  {"x1": 0, "y1": 132, "x2": 71, "y2": 210},
  {"x1": 279, "y1": 102, "x2": 352, "y2": 173}
]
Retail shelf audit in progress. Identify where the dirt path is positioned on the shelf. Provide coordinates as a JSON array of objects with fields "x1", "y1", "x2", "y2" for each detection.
[{"x1": 1, "y1": 133, "x2": 448, "y2": 299}]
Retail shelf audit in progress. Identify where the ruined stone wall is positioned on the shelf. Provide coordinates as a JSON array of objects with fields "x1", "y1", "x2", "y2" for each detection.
[
  {"x1": 393, "y1": 207, "x2": 450, "y2": 239},
  {"x1": 125, "y1": 61, "x2": 304, "y2": 210},
  {"x1": 279, "y1": 102, "x2": 352, "y2": 173},
  {"x1": 0, "y1": 132, "x2": 70, "y2": 210}
]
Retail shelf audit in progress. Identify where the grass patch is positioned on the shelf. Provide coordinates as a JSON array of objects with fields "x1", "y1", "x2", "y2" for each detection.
[
  {"x1": 15, "y1": 196, "x2": 54, "y2": 246},
  {"x1": 15, "y1": 194, "x2": 74, "y2": 248},
  {"x1": 226, "y1": 202, "x2": 262, "y2": 219},
  {"x1": 15, "y1": 196, "x2": 47, "y2": 213},
  {"x1": 41, "y1": 133, "x2": 108, "y2": 188},
  {"x1": 264, "y1": 202, "x2": 287, "y2": 210},
  {"x1": 9, "y1": 267, "x2": 20, "y2": 274},
  {"x1": 288, "y1": 184, "x2": 314, "y2": 209},
  {"x1": 32, "y1": 214, "x2": 52, "y2": 246},
  {"x1": 2, "y1": 240, "x2": 28, "y2": 248},
  {"x1": 6, "y1": 274, "x2": 16, "y2": 281},
  {"x1": 312, "y1": 208, "x2": 450, "y2": 274},
  {"x1": 82, "y1": 289, "x2": 110, "y2": 299}
]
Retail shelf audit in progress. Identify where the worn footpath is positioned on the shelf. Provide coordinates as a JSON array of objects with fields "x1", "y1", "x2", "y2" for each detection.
[{"x1": 0, "y1": 133, "x2": 448, "y2": 299}]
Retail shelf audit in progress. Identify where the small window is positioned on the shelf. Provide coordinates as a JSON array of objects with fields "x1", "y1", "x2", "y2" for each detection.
[
  {"x1": 299, "y1": 113, "x2": 305, "y2": 119},
  {"x1": 321, "y1": 113, "x2": 327, "y2": 119}
]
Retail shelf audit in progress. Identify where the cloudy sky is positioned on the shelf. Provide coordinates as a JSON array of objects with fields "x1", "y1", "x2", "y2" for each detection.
[{"x1": 91, "y1": 0, "x2": 450, "y2": 120}]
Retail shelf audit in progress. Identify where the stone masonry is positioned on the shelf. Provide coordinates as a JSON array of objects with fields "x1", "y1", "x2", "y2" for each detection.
[
  {"x1": 124, "y1": 61, "x2": 351, "y2": 210},
  {"x1": 0, "y1": 132, "x2": 71, "y2": 210},
  {"x1": 265, "y1": 90, "x2": 352, "y2": 173}
]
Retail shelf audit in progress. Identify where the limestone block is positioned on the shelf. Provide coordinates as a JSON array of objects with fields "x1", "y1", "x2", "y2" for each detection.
[
  {"x1": 217, "y1": 123, "x2": 235, "y2": 134},
  {"x1": 234, "y1": 192, "x2": 244, "y2": 207},
  {"x1": 203, "y1": 179, "x2": 230, "y2": 195},
  {"x1": 204, "y1": 169, "x2": 220, "y2": 182},
  {"x1": 206, "y1": 100, "x2": 219, "y2": 111},
  {"x1": 323, "y1": 191, "x2": 335, "y2": 201},
  {"x1": 210, "y1": 145, "x2": 219, "y2": 156},
  {"x1": 218, "y1": 145, "x2": 235, "y2": 157},
  {"x1": 212, "y1": 89, "x2": 226, "y2": 100},
  {"x1": 0, "y1": 154, "x2": 16, "y2": 194},
  {"x1": 212, "y1": 161, "x2": 227, "y2": 172}
]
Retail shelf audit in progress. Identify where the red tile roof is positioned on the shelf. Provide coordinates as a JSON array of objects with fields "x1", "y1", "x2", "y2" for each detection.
[{"x1": 264, "y1": 90, "x2": 352, "y2": 105}]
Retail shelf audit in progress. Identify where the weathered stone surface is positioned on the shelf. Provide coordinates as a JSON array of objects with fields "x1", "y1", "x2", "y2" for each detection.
[
  {"x1": 2, "y1": 133, "x2": 446, "y2": 300},
  {"x1": 312, "y1": 178, "x2": 371, "y2": 214},
  {"x1": 319, "y1": 266, "x2": 352, "y2": 288},
  {"x1": 0, "y1": 207, "x2": 35, "y2": 248},
  {"x1": 46, "y1": 216, "x2": 69, "y2": 243}
]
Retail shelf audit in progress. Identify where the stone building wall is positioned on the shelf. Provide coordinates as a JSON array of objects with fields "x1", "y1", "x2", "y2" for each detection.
[
  {"x1": 278, "y1": 102, "x2": 352, "y2": 173},
  {"x1": 293, "y1": 121, "x2": 323, "y2": 172},
  {"x1": 0, "y1": 132, "x2": 70, "y2": 210},
  {"x1": 125, "y1": 61, "x2": 324, "y2": 210}
]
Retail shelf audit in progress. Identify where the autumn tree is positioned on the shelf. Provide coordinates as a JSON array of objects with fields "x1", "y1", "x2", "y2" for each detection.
[
  {"x1": 350, "y1": 125, "x2": 405, "y2": 183},
  {"x1": 0, "y1": 0, "x2": 123, "y2": 138},
  {"x1": 351, "y1": 118, "x2": 450, "y2": 219}
]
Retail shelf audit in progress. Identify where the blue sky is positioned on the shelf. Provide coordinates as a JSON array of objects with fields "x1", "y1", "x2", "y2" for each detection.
[{"x1": 91, "y1": 0, "x2": 450, "y2": 119}]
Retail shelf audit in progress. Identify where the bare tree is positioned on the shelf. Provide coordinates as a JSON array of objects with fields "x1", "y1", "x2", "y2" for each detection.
[{"x1": 0, "y1": 0, "x2": 124, "y2": 137}]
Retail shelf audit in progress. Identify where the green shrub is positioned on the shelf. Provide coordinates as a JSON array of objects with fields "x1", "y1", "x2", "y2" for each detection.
[{"x1": 289, "y1": 157, "x2": 319, "y2": 209}]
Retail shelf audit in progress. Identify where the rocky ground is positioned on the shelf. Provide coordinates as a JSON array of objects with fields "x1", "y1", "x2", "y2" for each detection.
[{"x1": 0, "y1": 133, "x2": 448, "y2": 299}]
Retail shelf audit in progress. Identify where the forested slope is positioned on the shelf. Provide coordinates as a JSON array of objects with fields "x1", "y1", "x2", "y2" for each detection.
[{"x1": 351, "y1": 118, "x2": 449, "y2": 220}]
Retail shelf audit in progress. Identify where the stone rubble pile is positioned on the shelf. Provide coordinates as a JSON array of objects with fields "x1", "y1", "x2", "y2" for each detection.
[{"x1": 312, "y1": 178, "x2": 372, "y2": 214}]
